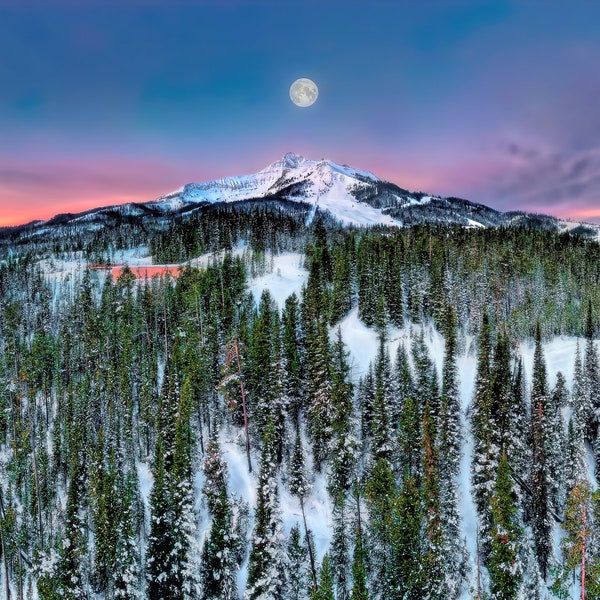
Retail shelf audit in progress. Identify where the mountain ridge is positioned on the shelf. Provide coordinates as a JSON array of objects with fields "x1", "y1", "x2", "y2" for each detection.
[{"x1": 2, "y1": 152, "x2": 599, "y2": 241}]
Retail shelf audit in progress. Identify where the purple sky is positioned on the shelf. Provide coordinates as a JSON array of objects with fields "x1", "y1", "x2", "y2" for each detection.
[{"x1": 1, "y1": 0, "x2": 599, "y2": 226}]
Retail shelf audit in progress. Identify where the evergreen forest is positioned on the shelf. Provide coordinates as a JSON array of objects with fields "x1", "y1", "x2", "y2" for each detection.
[{"x1": 0, "y1": 207, "x2": 599, "y2": 599}]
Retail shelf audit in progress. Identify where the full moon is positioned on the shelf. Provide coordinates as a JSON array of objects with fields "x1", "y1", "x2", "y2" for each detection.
[{"x1": 290, "y1": 78, "x2": 318, "y2": 107}]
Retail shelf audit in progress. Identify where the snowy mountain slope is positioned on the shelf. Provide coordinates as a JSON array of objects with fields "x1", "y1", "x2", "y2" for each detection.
[
  {"x1": 147, "y1": 151, "x2": 600, "y2": 235},
  {"x1": 162, "y1": 152, "x2": 379, "y2": 205},
  {"x1": 156, "y1": 152, "x2": 398, "y2": 227},
  {"x1": 154, "y1": 152, "x2": 496, "y2": 228}
]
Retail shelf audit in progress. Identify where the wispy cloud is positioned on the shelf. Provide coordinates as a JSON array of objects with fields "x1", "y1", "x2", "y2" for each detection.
[{"x1": 487, "y1": 141, "x2": 600, "y2": 222}]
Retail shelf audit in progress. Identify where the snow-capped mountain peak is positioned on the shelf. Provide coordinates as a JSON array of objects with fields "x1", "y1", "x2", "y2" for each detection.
[{"x1": 156, "y1": 152, "x2": 400, "y2": 227}]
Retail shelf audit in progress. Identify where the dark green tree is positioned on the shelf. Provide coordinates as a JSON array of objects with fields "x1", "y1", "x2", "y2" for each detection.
[
  {"x1": 529, "y1": 322, "x2": 552, "y2": 579},
  {"x1": 202, "y1": 437, "x2": 237, "y2": 600},
  {"x1": 470, "y1": 310, "x2": 495, "y2": 553},
  {"x1": 312, "y1": 554, "x2": 335, "y2": 600},
  {"x1": 146, "y1": 439, "x2": 179, "y2": 599},
  {"x1": 488, "y1": 452, "x2": 522, "y2": 600},
  {"x1": 365, "y1": 458, "x2": 397, "y2": 599},
  {"x1": 349, "y1": 519, "x2": 369, "y2": 600}
]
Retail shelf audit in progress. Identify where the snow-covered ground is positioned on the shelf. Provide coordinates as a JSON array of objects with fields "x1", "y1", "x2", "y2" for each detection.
[
  {"x1": 221, "y1": 429, "x2": 333, "y2": 596},
  {"x1": 248, "y1": 253, "x2": 307, "y2": 308}
]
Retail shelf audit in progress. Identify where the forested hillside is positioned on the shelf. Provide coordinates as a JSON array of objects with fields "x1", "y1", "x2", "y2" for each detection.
[{"x1": 0, "y1": 210, "x2": 599, "y2": 598}]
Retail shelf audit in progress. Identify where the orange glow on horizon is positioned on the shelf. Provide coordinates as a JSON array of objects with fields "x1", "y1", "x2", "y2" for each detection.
[
  {"x1": 564, "y1": 208, "x2": 600, "y2": 221},
  {"x1": 0, "y1": 193, "x2": 164, "y2": 228}
]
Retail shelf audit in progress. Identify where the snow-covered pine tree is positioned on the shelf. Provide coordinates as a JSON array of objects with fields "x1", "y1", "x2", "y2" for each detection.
[
  {"x1": 282, "y1": 293, "x2": 304, "y2": 422},
  {"x1": 89, "y1": 429, "x2": 115, "y2": 593},
  {"x1": 572, "y1": 340, "x2": 589, "y2": 439},
  {"x1": 489, "y1": 330, "x2": 513, "y2": 460},
  {"x1": 146, "y1": 353, "x2": 183, "y2": 599},
  {"x1": 89, "y1": 436, "x2": 143, "y2": 597},
  {"x1": 356, "y1": 236, "x2": 379, "y2": 329},
  {"x1": 330, "y1": 500, "x2": 350, "y2": 600},
  {"x1": 349, "y1": 515, "x2": 368, "y2": 600},
  {"x1": 364, "y1": 457, "x2": 399, "y2": 599},
  {"x1": 438, "y1": 307, "x2": 466, "y2": 598},
  {"x1": 57, "y1": 461, "x2": 88, "y2": 599},
  {"x1": 328, "y1": 328, "x2": 356, "y2": 499},
  {"x1": 583, "y1": 301, "x2": 600, "y2": 465},
  {"x1": 146, "y1": 439, "x2": 179, "y2": 600},
  {"x1": 289, "y1": 425, "x2": 310, "y2": 501},
  {"x1": 113, "y1": 473, "x2": 143, "y2": 599},
  {"x1": 591, "y1": 492, "x2": 600, "y2": 597},
  {"x1": 201, "y1": 436, "x2": 238, "y2": 600},
  {"x1": 286, "y1": 523, "x2": 310, "y2": 600},
  {"x1": 509, "y1": 357, "x2": 530, "y2": 511},
  {"x1": 412, "y1": 329, "x2": 439, "y2": 417},
  {"x1": 548, "y1": 372, "x2": 567, "y2": 512},
  {"x1": 248, "y1": 289, "x2": 283, "y2": 449},
  {"x1": 551, "y1": 480, "x2": 599, "y2": 598},
  {"x1": 439, "y1": 307, "x2": 461, "y2": 480},
  {"x1": 564, "y1": 418, "x2": 586, "y2": 497},
  {"x1": 395, "y1": 473, "x2": 424, "y2": 599},
  {"x1": 421, "y1": 402, "x2": 445, "y2": 599},
  {"x1": 369, "y1": 337, "x2": 395, "y2": 462},
  {"x1": 288, "y1": 424, "x2": 317, "y2": 589},
  {"x1": 303, "y1": 219, "x2": 333, "y2": 328},
  {"x1": 305, "y1": 318, "x2": 334, "y2": 472},
  {"x1": 172, "y1": 374, "x2": 201, "y2": 599},
  {"x1": 245, "y1": 417, "x2": 285, "y2": 600},
  {"x1": 394, "y1": 343, "x2": 414, "y2": 433},
  {"x1": 330, "y1": 241, "x2": 354, "y2": 326},
  {"x1": 470, "y1": 309, "x2": 494, "y2": 554},
  {"x1": 374, "y1": 292, "x2": 388, "y2": 338},
  {"x1": 357, "y1": 365, "x2": 375, "y2": 453},
  {"x1": 202, "y1": 487, "x2": 238, "y2": 600},
  {"x1": 398, "y1": 393, "x2": 421, "y2": 480},
  {"x1": 328, "y1": 328, "x2": 356, "y2": 600},
  {"x1": 528, "y1": 322, "x2": 552, "y2": 580},
  {"x1": 383, "y1": 241, "x2": 404, "y2": 329}
]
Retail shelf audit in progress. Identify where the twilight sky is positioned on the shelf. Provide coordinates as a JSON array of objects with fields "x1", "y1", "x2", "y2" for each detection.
[{"x1": 1, "y1": 0, "x2": 599, "y2": 226}]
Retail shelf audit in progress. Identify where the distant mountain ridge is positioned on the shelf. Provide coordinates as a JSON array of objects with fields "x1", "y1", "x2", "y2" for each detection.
[{"x1": 2, "y1": 152, "x2": 599, "y2": 242}]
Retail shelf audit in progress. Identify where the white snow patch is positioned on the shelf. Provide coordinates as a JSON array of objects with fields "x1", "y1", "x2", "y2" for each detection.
[
  {"x1": 334, "y1": 310, "x2": 447, "y2": 383},
  {"x1": 518, "y1": 336, "x2": 600, "y2": 390},
  {"x1": 222, "y1": 434, "x2": 257, "y2": 508},
  {"x1": 137, "y1": 461, "x2": 153, "y2": 515},
  {"x1": 466, "y1": 218, "x2": 485, "y2": 228},
  {"x1": 279, "y1": 472, "x2": 333, "y2": 562},
  {"x1": 333, "y1": 309, "x2": 380, "y2": 380},
  {"x1": 248, "y1": 253, "x2": 308, "y2": 308}
]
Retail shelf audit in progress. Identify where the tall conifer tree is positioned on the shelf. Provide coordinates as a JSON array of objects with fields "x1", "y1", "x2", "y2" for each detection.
[
  {"x1": 529, "y1": 322, "x2": 552, "y2": 579},
  {"x1": 488, "y1": 452, "x2": 522, "y2": 600}
]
